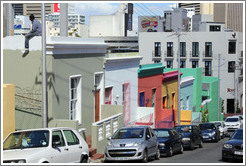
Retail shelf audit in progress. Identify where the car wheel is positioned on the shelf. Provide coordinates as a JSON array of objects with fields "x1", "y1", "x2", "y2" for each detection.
[
  {"x1": 80, "y1": 155, "x2": 88, "y2": 163},
  {"x1": 179, "y1": 144, "x2": 184, "y2": 154},
  {"x1": 222, "y1": 156, "x2": 228, "y2": 162},
  {"x1": 142, "y1": 149, "x2": 148, "y2": 163},
  {"x1": 199, "y1": 140, "x2": 203, "y2": 148},
  {"x1": 168, "y1": 146, "x2": 173, "y2": 157},
  {"x1": 155, "y1": 148, "x2": 160, "y2": 160},
  {"x1": 215, "y1": 136, "x2": 219, "y2": 143}
]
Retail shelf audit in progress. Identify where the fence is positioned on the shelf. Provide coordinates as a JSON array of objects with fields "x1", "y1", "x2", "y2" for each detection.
[{"x1": 91, "y1": 113, "x2": 123, "y2": 154}]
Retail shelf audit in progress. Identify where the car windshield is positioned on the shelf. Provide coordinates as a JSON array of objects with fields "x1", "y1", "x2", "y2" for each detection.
[
  {"x1": 225, "y1": 118, "x2": 239, "y2": 122},
  {"x1": 3, "y1": 130, "x2": 49, "y2": 150},
  {"x1": 200, "y1": 124, "x2": 215, "y2": 130},
  {"x1": 175, "y1": 126, "x2": 192, "y2": 133},
  {"x1": 213, "y1": 122, "x2": 221, "y2": 127},
  {"x1": 231, "y1": 130, "x2": 243, "y2": 140},
  {"x1": 154, "y1": 130, "x2": 170, "y2": 138},
  {"x1": 112, "y1": 128, "x2": 144, "y2": 139}
]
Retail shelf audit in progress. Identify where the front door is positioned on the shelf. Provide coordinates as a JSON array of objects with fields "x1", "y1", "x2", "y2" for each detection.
[{"x1": 95, "y1": 89, "x2": 100, "y2": 122}]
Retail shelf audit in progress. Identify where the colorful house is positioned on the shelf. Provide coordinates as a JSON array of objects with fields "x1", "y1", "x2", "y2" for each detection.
[
  {"x1": 104, "y1": 53, "x2": 142, "y2": 126},
  {"x1": 161, "y1": 70, "x2": 179, "y2": 127},
  {"x1": 138, "y1": 63, "x2": 164, "y2": 128}
]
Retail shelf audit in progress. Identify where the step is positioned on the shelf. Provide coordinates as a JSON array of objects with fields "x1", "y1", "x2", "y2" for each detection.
[
  {"x1": 91, "y1": 153, "x2": 104, "y2": 160},
  {"x1": 89, "y1": 148, "x2": 97, "y2": 157}
]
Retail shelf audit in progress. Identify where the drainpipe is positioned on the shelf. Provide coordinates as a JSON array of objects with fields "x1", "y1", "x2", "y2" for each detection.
[{"x1": 60, "y1": 3, "x2": 68, "y2": 37}]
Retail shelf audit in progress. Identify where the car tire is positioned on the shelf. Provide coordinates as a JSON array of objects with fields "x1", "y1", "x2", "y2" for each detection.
[
  {"x1": 142, "y1": 149, "x2": 148, "y2": 163},
  {"x1": 155, "y1": 148, "x2": 160, "y2": 160},
  {"x1": 168, "y1": 146, "x2": 173, "y2": 157},
  {"x1": 222, "y1": 156, "x2": 228, "y2": 162},
  {"x1": 179, "y1": 144, "x2": 184, "y2": 154},
  {"x1": 80, "y1": 155, "x2": 88, "y2": 163},
  {"x1": 199, "y1": 140, "x2": 203, "y2": 148}
]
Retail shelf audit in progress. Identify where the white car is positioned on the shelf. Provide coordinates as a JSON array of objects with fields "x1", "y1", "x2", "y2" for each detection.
[
  {"x1": 210, "y1": 121, "x2": 228, "y2": 138},
  {"x1": 224, "y1": 116, "x2": 242, "y2": 132},
  {"x1": 3, "y1": 127, "x2": 89, "y2": 163}
]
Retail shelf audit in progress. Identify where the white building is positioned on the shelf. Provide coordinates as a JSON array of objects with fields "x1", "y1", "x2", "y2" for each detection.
[
  {"x1": 139, "y1": 31, "x2": 243, "y2": 114},
  {"x1": 46, "y1": 13, "x2": 85, "y2": 28},
  {"x1": 14, "y1": 15, "x2": 31, "y2": 35}
]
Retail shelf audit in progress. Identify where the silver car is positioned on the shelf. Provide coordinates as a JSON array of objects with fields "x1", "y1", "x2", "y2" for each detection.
[{"x1": 104, "y1": 126, "x2": 160, "y2": 162}]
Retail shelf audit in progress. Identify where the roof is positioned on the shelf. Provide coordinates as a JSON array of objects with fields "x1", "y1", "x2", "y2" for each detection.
[
  {"x1": 138, "y1": 63, "x2": 165, "y2": 77},
  {"x1": 120, "y1": 126, "x2": 149, "y2": 129}
]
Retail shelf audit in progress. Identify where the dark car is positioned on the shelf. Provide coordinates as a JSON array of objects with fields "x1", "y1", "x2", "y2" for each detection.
[
  {"x1": 175, "y1": 125, "x2": 203, "y2": 150},
  {"x1": 222, "y1": 128, "x2": 243, "y2": 161},
  {"x1": 153, "y1": 128, "x2": 183, "y2": 157},
  {"x1": 198, "y1": 123, "x2": 220, "y2": 142}
]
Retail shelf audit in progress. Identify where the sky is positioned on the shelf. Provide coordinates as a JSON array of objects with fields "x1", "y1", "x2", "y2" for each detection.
[{"x1": 73, "y1": 2, "x2": 176, "y2": 30}]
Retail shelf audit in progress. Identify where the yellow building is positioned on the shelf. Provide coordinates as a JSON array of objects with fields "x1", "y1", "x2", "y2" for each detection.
[{"x1": 3, "y1": 84, "x2": 15, "y2": 140}]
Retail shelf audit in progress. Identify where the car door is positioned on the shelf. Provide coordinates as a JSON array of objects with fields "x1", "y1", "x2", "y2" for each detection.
[
  {"x1": 192, "y1": 126, "x2": 199, "y2": 145},
  {"x1": 172, "y1": 129, "x2": 182, "y2": 151},
  {"x1": 50, "y1": 130, "x2": 71, "y2": 163},
  {"x1": 62, "y1": 129, "x2": 82, "y2": 163},
  {"x1": 145, "y1": 128, "x2": 155, "y2": 156},
  {"x1": 150, "y1": 128, "x2": 158, "y2": 155}
]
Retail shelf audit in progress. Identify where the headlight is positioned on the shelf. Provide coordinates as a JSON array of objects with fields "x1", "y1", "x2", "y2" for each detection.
[
  {"x1": 133, "y1": 140, "x2": 143, "y2": 146},
  {"x1": 224, "y1": 144, "x2": 232, "y2": 149},
  {"x1": 159, "y1": 143, "x2": 165, "y2": 147},
  {"x1": 212, "y1": 131, "x2": 216, "y2": 135},
  {"x1": 18, "y1": 160, "x2": 26, "y2": 163},
  {"x1": 182, "y1": 138, "x2": 190, "y2": 141}
]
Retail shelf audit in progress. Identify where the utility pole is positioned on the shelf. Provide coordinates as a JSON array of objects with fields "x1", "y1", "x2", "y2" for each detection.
[
  {"x1": 60, "y1": 3, "x2": 68, "y2": 37},
  {"x1": 177, "y1": 28, "x2": 181, "y2": 125},
  {"x1": 234, "y1": 61, "x2": 238, "y2": 115},
  {"x1": 217, "y1": 54, "x2": 221, "y2": 121},
  {"x1": 42, "y1": 3, "x2": 47, "y2": 128}
]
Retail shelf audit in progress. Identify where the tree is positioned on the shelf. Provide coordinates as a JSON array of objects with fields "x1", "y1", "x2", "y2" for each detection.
[{"x1": 200, "y1": 105, "x2": 209, "y2": 123}]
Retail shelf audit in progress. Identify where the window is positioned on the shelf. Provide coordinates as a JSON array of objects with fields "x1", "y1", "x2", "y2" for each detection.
[
  {"x1": 52, "y1": 131, "x2": 65, "y2": 147},
  {"x1": 180, "y1": 99, "x2": 184, "y2": 109},
  {"x1": 162, "y1": 96, "x2": 167, "y2": 109},
  {"x1": 209, "y1": 25, "x2": 221, "y2": 32},
  {"x1": 154, "y1": 60, "x2": 161, "y2": 63},
  {"x1": 172, "y1": 93, "x2": 175, "y2": 110},
  {"x1": 228, "y1": 61, "x2": 235, "y2": 73},
  {"x1": 228, "y1": 41, "x2": 236, "y2": 54},
  {"x1": 192, "y1": 61, "x2": 198, "y2": 68},
  {"x1": 186, "y1": 96, "x2": 189, "y2": 110},
  {"x1": 205, "y1": 42, "x2": 212, "y2": 57},
  {"x1": 63, "y1": 130, "x2": 80, "y2": 145},
  {"x1": 70, "y1": 75, "x2": 82, "y2": 123},
  {"x1": 154, "y1": 42, "x2": 161, "y2": 57},
  {"x1": 180, "y1": 42, "x2": 186, "y2": 57},
  {"x1": 205, "y1": 61, "x2": 212, "y2": 76},
  {"x1": 105, "y1": 87, "x2": 112, "y2": 104},
  {"x1": 145, "y1": 128, "x2": 151, "y2": 139},
  {"x1": 167, "y1": 42, "x2": 173, "y2": 57},
  {"x1": 167, "y1": 61, "x2": 173, "y2": 68},
  {"x1": 139, "y1": 92, "x2": 145, "y2": 107},
  {"x1": 180, "y1": 60, "x2": 186, "y2": 68},
  {"x1": 152, "y1": 89, "x2": 156, "y2": 107},
  {"x1": 192, "y1": 42, "x2": 199, "y2": 57}
]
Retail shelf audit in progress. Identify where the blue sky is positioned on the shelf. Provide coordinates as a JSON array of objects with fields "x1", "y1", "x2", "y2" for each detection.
[{"x1": 74, "y1": 2, "x2": 175, "y2": 30}]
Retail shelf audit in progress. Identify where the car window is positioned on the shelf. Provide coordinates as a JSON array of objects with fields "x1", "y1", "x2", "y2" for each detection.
[
  {"x1": 150, "y1": 128, "x2": 155, "y2": 137},
  {"x1": 231, "y1": 130, "x2": 243, "y2": 140},
  {"x1": 199, "y1": 124, "x2": 216, "y2": 130},
  {"x1": 52, "y1": 130, "x2": 65, "y2": 147},
  {"x1": 175, "y1": 126, "x2": 192, "y2": 133},
  {"x1": 225, "y1": 118, "x2": 239, "y2": 122},
  {"x1": 154, "y1": 130, "x2": 170, "y2": 138},
  {"x1": 172, "y1": 130, "x2": 180, "y2": 137},
  {"x1": 112, "y1": 128, "x2": 144, "y2": 139},
  {"x1": 63, "y1": 130, "x2": 80, "y2": 146}
]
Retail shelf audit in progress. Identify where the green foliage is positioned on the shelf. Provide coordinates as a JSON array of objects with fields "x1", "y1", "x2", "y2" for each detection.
[{"x1": 200, "y1": 106, "x2": 209, "y2": 123}]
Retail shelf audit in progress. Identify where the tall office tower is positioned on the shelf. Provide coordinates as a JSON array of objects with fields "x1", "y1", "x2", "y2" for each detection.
[
  {"x1": 23, "y1": 3, "x2": 54, "y2": 20},
  {"x1": 13, "y1": 4, "x2": 23, "y2": 16},
  {"x1": 214, "y1": 3, "x2": 243, "y2": 32},
  {"x1": 179, "y1": 3, "x2": 214, "y2": 15}
]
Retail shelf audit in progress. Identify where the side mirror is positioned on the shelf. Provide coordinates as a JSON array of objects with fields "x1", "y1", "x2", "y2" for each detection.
[
  {"x1": 107, "y1": 136, "x2": 112, "y2": 141},
  {"x1": 146, "y1": 135, "x2": 150, "y2": 140},
  {"x1": 52, "y1": 140, "x2": 61, "y2": 147}
]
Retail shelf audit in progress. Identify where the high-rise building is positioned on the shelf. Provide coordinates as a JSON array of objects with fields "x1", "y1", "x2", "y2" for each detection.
[
  {"x1": 214, "y1": 3, "x2": 243, "y2": 32},
  {"x1": 179, "y1": 3, "x2": 201, "y2": 14},
  {"x1": 13, "y1": 4, "x2": 23, "y2": 16},
  {"x1": 23, "y1": 3, "x2": 54, "y2": 20}
]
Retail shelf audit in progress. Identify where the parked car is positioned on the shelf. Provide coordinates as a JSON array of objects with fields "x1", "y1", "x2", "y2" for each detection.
[
  {"x1": 3, "y1": 127, "x2": 89, "y2": 163},
  {"x1": 224, "y1": 116, "x2": 242, "y2": 131},
  {"x1": 175, "y1": 125, "x2": 203, "y2": 150},
  {"x1": 198, "y1": 123, "x2": 220, "y2": 142},
  {"x1": 153, "y1": 128, "x2": 183, "y2": 157},
  {"x1": 104, "y1": 126, "x2": 160, "y2": 163},
  {"x1": 222, "y1": 128, "x2": 243, "y2": 161},
  {"x1": 210, "y1": 121, "x2": 228, "y2": 139}
]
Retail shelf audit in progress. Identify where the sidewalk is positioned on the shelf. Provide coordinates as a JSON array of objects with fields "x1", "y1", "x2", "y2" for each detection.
[{"x1": 89, "y1": 158, "x2": 105, "y2": 163}]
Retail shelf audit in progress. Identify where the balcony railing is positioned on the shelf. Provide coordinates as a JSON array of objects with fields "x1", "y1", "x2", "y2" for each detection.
[
  {"x1": 203, "y1": 51, "x2": 213, "y2": 59},
  {"x1": 190, "y1": 51, "x2": 200, "y2": 59}
]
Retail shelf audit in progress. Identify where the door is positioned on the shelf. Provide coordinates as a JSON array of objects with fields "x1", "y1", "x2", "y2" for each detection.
[
  {"x1": 123, "y1": 83, "x2": 131, "y2": 126},
  {"x1": 95, "y1": 89, "x2": 100, "y2": 122},
  {"x1": 63, "y1": 130, "x2": 82, "y2": 163},
  {"x1": 50, "y1": 130, "x2": 71, "y2": 163}
]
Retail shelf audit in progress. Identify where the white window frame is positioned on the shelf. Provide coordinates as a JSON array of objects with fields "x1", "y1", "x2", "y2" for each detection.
[{"x1": 69, "y1": 75, "x2": 82, "y2": 124}]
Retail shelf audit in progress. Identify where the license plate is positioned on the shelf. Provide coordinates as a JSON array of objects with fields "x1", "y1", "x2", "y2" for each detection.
[
  {"x1": 203, "y1": 136, "x2": 209, "y2": 138},
  {"x1": 234, "y1": 151, "x2": 243, "y2": 155}
]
